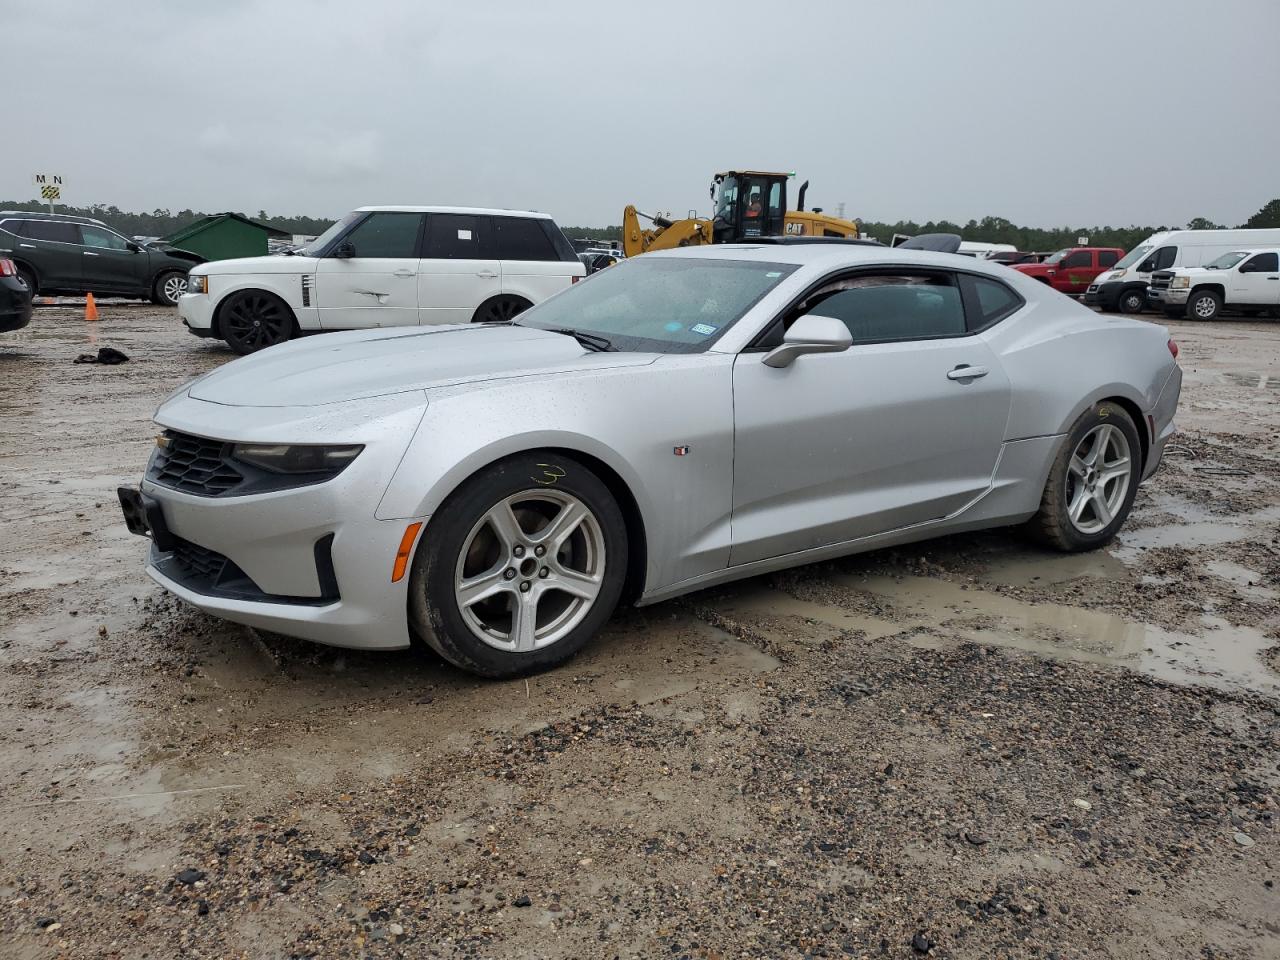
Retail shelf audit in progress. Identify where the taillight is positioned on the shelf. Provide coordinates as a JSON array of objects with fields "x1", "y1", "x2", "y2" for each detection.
[
  {"x1": 571, "y1": 275, "x2": 581, "y2": 284},
  {"x1": 0, "y1": 258, "x2": 15, "y2": 277},
  {"x1": 1167, "y1": 338, "x2": 1179, "y2": 360}
]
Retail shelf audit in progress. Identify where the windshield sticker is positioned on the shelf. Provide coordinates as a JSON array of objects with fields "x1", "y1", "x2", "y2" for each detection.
[
  {"x1": 663, "y1": 321, "x2": 683, "y2": 333},
  {"x1": 457, "y1": 229, "x2": 472, "y2": 240},
  {"x1": 690, "y1": 323, "x2": 718, "y2": 336},
  {"x1": 765, "y1": 271, "x2": 783, "y2": 278}
]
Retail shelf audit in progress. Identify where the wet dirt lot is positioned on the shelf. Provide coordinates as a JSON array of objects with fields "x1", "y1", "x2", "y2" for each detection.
[{"x1": 1, "y1": 305, "x2": 1278, "y2": 959}]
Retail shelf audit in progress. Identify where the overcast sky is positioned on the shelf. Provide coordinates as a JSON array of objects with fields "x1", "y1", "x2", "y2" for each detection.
[{"x1": 7, "y1": 0, "x2": 1279, "y2": 228}]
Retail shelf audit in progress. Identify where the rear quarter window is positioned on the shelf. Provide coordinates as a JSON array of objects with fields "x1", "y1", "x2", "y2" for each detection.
[
  {"x1": 491, "y1": 216, "x2": 557, "y2": 261},
  {"x1": 960, "y1": 274, "x2": 1024, "y2": 331}
]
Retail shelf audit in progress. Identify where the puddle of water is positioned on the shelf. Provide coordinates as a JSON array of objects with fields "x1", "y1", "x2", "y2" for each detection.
[{"x1": 1205, "y1": 560, "x2": 1278, "y2": 602}]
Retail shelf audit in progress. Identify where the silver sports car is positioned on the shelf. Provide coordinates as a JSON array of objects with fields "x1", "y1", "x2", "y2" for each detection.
[{"x1": 119, "y1": 242, "x2": 1182, "y2": 677}]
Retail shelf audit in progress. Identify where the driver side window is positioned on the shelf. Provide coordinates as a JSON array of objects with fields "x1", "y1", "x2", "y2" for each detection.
[
  {"x1": 1242, "y1": 252, "x2": 1278, "y2": 273},
  {"x1": 778, "y1": 272, "x2": 966, "y2": 344}
]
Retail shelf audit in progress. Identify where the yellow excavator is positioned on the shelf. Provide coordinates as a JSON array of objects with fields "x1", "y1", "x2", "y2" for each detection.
[{"x1": 622, "y1": 170, "x2": 860, "y2": 258}]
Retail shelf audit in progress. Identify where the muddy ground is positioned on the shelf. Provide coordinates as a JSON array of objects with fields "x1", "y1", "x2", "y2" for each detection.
[{"x1": 1, "y1": 304, "x2": 1278, "y2": 960}]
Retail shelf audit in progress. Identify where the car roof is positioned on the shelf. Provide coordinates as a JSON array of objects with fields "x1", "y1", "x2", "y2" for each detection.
[
  {"x1": 0, "y1": 210, "x2": 108, "y2": 226},
  {"x1": 644, "y1": 241, "x2": 1020, "y2": 276},
  {"x1": 355, "y1": 205, "x2": 552, "y2": 219}
]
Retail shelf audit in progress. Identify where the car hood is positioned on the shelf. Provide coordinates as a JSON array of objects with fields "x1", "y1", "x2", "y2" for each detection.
[
  {"x1": 195, "y1": 254, "x2": 318, "y2": 275},
  {"x1": 186, "y1": 325, "x2": 658, "y2": 407}
]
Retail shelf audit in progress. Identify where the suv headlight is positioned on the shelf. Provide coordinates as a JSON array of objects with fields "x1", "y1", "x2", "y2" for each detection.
[
  {"x1": 1171, "y1": 276, "x2": 1190, "y2": 289},
  {"x1": 187, "y1": 275, "x2": 208, "y2": 294},
  {"x1": 231, "y1": 443, "x2": 363, "y2": 475}
]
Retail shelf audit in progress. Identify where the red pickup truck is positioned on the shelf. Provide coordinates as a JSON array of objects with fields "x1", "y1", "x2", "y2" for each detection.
[{"x1": 1011, "y1": 247, "x2": 1124, "y2": 296}]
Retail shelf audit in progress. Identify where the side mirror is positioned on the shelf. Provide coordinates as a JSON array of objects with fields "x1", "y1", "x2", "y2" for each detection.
[
  {"x1": 762, "y1": 314, "x2": 853, "y2": 368},
  {"x1": 333, "y1": 240, "x2": 355, "y2": 259},
  {"x1": 1138, "y1": 260, "x2": 1154, "y2": 273},
  {"x1": 127, "y1": 241, "x2": 142, "y2": 253}
]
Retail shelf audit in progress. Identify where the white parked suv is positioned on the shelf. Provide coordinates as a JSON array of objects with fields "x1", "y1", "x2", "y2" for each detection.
[
  {"x1": 1148, "y1": 248, "x2": 1280, "y2": 320},
  {"x1": 179, "y1": 206, "x2": 586, "y2": 353}
]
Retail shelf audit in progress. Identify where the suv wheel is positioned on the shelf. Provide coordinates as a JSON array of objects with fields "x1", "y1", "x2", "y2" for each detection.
[
  {"x1": 472, "y1": 295, "x2": 531, "y2": 324},
  {"x1": 152, "y1": 271, "x2": 188, "y2": 307},
  {"x1": 15, "y1": 266, "x2": 38, "y2": 298},
  {"x1": 219, "y1": 291, "x2": 296, "y2": 355}
]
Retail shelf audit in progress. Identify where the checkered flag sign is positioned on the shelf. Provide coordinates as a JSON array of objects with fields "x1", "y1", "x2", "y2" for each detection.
[{"x1": 40, "y1": 184, "x2": 60, "y2": 201}]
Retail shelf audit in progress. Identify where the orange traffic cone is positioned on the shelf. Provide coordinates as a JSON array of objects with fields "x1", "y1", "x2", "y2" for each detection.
[{"x1": 85, "y1": 292, "x2": 99, "y2": 321}]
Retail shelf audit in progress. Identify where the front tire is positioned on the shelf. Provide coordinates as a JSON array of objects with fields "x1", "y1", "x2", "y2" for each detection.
[
  {"x1": 1029, "y1": 403, "x2": 1141, "y2": 551},
  {"x1": 1118, "y1": 288, "x2": 1146, "y2": 314},
  {"x1": 1187, "y1": 289, "x2": 1222, "y2": 321},
  {"x1": 151, "y1": 270, "x2": 188, "y2": 307},
  {"x1": 16, "y1": 266, "x2": 37, "y2": 298},
  {"x1": 408, "y1": 453, "x2": 628, "y2": 678},
  {"x1": 219, "y1": 291, "x2": 296, "y2": 355}
]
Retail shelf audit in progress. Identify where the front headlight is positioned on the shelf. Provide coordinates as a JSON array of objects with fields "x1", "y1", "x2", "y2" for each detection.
[
  {"x1": 187, "y1": 274, "x2": 208, "y2": 294},
  {"x1": 1171, "y1": 276, "x2": 1190, "y2": 289},
  {"x1": 1107, "y1": 270, "x2": 1126, "y2": 280},
  {"x1": 231, "y1": 443, "x2": 363, "y2": 475}
]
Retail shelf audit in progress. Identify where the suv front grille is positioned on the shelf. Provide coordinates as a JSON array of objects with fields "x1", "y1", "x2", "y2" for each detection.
[
  {"x1": 1150, "y1": 271, "x2": 1174, "y2": 292},
  {"x1": 148, "y1": 430, "x2": 243, "y2": 496}
]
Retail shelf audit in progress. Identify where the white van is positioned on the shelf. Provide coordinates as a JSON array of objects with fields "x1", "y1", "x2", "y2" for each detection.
[
  {"x1": 179, "y1": 206, "x2": 586, "y2": 354},
  {"x1": 1084, "y1": 228, "x2": 1280, "y2": 314}
]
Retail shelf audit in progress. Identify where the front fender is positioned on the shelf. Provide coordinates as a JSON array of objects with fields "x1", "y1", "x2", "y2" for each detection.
[{"x1": 207, "y1": 274, "x2": 317, "y2": 330}]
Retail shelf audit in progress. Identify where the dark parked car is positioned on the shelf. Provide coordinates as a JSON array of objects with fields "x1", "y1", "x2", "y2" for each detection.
[
  {"x1": 0, "y1": 258, "x2": 33, "y2": 332},
  {"x1": 0, "y1": 212, "x2": 204, "y2": 306}
]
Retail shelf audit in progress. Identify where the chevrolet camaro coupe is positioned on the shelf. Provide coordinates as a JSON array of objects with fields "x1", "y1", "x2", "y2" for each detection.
[{"x1": 119, "y1": 242, "x2": 1182, "y2": 677}]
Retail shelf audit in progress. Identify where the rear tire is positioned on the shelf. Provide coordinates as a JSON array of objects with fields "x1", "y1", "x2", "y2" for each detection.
[
  {"x1": 471, "y1": 295, "x2": 531, "y2": 324},
  {"x1": 1118, "y1": 288, "x2": 1146, "y2": 314},
  {"x1": 1187, "y1": 288, "x2": 1222, "y2": 321},
  {"x1": 219, "y1": 290, "x2": 297, "y2": 355},
  {"x1": 1028, "y1": 402, "x2": 1141, "y2": 552},
  {"x1": 408, "y1": 453, "x2": 628, "y2": 678}
]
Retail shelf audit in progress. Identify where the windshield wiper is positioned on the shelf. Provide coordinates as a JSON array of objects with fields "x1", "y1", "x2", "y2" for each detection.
[{"x1": 548, "y1": 328, "x2": 614, "y2": 352}]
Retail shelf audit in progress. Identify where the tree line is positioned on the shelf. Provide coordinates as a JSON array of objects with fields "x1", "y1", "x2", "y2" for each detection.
[{"x1": 4, "y1": 198, "x2": 1278, "y2": 251}]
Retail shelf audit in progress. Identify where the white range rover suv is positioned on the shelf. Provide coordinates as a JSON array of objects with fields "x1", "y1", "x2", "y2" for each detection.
[{"x1": 179, "y1": 206, "x2": 586, "y2": 353}]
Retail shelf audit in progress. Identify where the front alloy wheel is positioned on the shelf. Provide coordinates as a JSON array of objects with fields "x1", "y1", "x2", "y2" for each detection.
[
  {"x1": 1118, "y1": 289, "x2": 1146, "y2": 314},
  {"x1": 221, "y1": 291, "x2": 295, "y2": 355},
  {"x1": 455, "y1": 491, "x2": 605, "y2": 653},
  {"x1": 409, "y1": 453, "x2": 628, "y2": 678}
]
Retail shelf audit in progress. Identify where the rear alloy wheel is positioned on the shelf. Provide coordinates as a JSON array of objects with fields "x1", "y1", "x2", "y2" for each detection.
[
  {"x1": 471, "y1": 296, "x2": 530, "y2": 324},
  {"x1": 1029, "y1": 403, "x2": 1141, "y2": 551},
  {"x1": 409, "y1": 453, "x2": 627, "y2": 678},
  {"x1": 152, "y1": 270, "x2": 188, "y2": 307},
  {"x1": 1118, "y1": 288, "x2": 1146, "y2": 314},
  {"x1": 220, "y1": 291, "x2": 296, "y2": 355},
  {"x1": 1188, "y1": 289, "x2": 1222, "y2": 321}
]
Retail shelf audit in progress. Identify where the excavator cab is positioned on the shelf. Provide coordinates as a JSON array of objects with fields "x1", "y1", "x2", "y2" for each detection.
[{"x1": 711, "y1": 170, "x2": 789, "y2": 243}]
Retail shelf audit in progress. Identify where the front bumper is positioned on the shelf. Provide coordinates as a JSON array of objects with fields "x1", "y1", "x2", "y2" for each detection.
[
  {"x1": 1149, "y1": 287, "x2": 1188, "y2": 306},
  {"x1": 0, "y1": 277, "x2": 33, "y2": 332},
  {"x1": 178, "y1": 291, "x2": 215, "y2": 334}
]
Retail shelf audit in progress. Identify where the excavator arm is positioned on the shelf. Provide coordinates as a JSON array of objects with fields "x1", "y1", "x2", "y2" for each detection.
[{"x1": 622, "y1": 205, "x2": 713, "y2": 259}]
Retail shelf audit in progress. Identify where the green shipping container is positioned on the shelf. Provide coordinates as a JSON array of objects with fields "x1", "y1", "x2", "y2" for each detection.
[{"x1": 162, "y1": 213, "x2": 290, "y2": 262}]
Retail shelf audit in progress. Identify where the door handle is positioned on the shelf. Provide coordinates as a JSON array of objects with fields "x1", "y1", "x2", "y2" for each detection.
[
  {"x1": 83, "y1": 251, "x2": 100, "y2": 257},
  {"x1": 475, "y1": 270, "x2": 498, "y2": 279},
  {"x1": 393, "y1": 269, "x2": 415, "y2": 278},
  {"x1": 947, "y1": 364, "x2": 989, "y2": 381}
]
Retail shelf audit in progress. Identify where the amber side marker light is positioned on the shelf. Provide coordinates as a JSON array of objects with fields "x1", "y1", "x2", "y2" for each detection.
[{"x1": 391, "y1": 522, "x2": 423, "y2": 583}]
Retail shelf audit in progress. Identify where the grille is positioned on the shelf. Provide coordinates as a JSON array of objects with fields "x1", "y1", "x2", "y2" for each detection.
[
  {"x1": 170, "y1": 538, "x2": 230, "y2": 582},
  {"x1": 1150, "y1": 271, "x2": 1174, "y2": 292},
  {"x1": 148, "y1": 430, "x2": 243, "y2": 496}
]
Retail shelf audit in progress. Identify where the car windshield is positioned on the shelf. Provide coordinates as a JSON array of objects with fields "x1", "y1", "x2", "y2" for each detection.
[
  {"x1": 515, "y1": 256, "x2": 797, "y2": 354},
  {"x1": 297, "y1": 211, "x2": 362, "y2": 256},
  {"x1": 1205, "y1": 251, "x2": 1248, "y2": 270},
  {"x1": 1043, "y1": 249, "x2": 1069, "y2": 265},
  {"x1": 1113, "y1": 245, "x2": 1151, "y2": 269}
]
